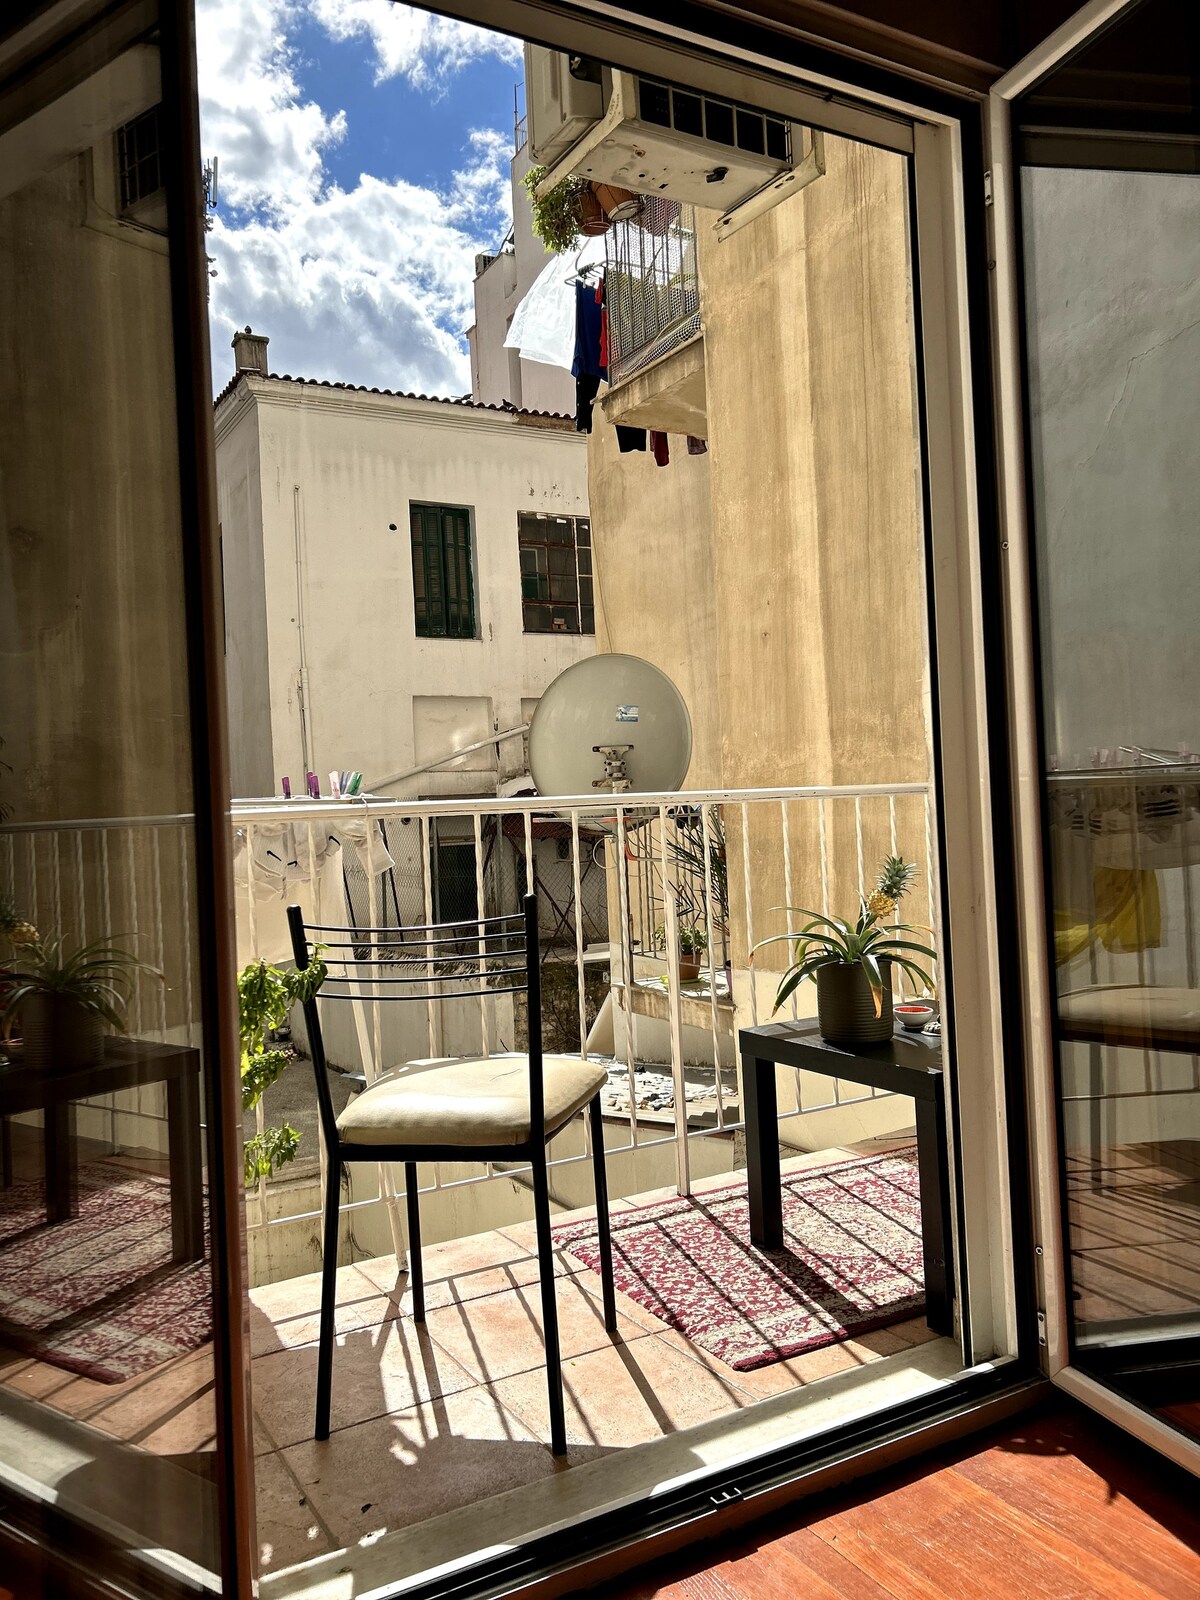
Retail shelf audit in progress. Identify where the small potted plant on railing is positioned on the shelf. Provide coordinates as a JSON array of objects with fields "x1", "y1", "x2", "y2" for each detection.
[
  {"x1": 752, "y1": 856, "x2": 936, "y2": 1046},
  {"x1": 1, "y1": 931, "x2": 157, "y2": 1071}
]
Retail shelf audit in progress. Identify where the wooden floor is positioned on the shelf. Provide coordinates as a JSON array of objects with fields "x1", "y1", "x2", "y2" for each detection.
[{"x1": 598, "y1": 1403, "x2": 1200, "y2": 1600}]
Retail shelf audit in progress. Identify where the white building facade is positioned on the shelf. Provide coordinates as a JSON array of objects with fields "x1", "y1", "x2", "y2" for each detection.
[
  {"x1": 467, "y1": 134, "x2": 576, "y2": 415},
  {"x1": 213, "y1": 346, "x2": 593, "y2": 804}
]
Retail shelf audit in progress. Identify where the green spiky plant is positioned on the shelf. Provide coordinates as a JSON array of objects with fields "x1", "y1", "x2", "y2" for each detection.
[
  {"x1": 239, "y1": 954, "x2": 326, "y2": 1185},
  {"x1": 2, "y1": 933, "x2": 155, "y2": 1032},
  {"x1": 752, "y1": 855, "x2": 935, "y2": 1017}
]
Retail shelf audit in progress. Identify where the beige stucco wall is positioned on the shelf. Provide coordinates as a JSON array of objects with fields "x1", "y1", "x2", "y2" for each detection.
[
  {"x1": 0, "y1": 158, "x2": 191, "y2": 826},
  {"x1": 586, "y1": 134, "x2": 932, "y2": 977}
]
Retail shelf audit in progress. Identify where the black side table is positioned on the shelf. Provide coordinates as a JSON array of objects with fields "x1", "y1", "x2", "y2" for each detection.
[
  {"x1": 0, "y1": 1036, "x2": 204, "y2": 1263},
  {"x1": 739, "y1": 1019, "x2": 953, "y2": 1335}
]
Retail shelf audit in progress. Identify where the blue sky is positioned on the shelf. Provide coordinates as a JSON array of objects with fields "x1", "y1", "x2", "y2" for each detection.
[{"x1": 196, "y1": 0, "x2": 524, "y2": 394}]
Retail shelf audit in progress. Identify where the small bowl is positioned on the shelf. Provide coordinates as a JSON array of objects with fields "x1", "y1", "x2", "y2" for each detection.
[{"x1": 895, "y1": 1003, "x2": 935, "y2": 1032}]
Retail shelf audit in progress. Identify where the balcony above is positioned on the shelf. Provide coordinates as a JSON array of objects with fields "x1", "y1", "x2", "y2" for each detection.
[{"x1": 600, "y1": 331, "x2": 706, "y2": 437}]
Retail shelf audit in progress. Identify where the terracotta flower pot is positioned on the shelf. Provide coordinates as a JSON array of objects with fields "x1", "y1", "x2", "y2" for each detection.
[
  {"x1": 578, "y1": 186, "x2": 611, "y2": 236},
  {"x1": 591, "y1": 182, "x2": 642, "y2": 223},
  {"x1": 678, "y1": 950, "x2": 702, "y2": 982},
  {"x1": 816, "y1": 962, "x2": 893, "y2": 1046},
  {"x1": 19, "y1": 992, "x2": 105, "y2": 1072}
]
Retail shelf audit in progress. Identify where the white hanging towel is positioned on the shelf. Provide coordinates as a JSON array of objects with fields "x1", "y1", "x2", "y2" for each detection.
[{"x1": 504, "y1": 235, "x2": 607, "y2": 373}]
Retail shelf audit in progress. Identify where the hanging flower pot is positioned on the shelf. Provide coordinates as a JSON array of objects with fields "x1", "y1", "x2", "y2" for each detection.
[
  {"x1": 578, "y1": 185, "x2": 611, "y2": 236},
  {"x1": 815, "y1": 962, "x2": 893, "y2": 1046},
  {"x1": 591, "y1": 182, "x2": 642, "y2": 223}
]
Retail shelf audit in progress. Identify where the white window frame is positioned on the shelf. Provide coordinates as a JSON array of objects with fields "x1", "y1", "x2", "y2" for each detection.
[{"x1": 986, "y1": 0, "x2": 1200, "y2": 1475}]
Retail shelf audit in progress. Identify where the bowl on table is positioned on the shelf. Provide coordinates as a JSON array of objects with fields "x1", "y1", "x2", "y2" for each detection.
[{"x1": 895, "y1": 1002, "x2": 936, "y2": 1033}]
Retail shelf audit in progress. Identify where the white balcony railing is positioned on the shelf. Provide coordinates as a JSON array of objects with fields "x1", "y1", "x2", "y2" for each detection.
[{"x1": 1, "y1": 783, "x2": 938, "y2": 1270}]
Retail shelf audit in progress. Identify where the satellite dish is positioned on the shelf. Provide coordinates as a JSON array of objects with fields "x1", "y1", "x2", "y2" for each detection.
[{"x1": 529, "y1": 654, "x2": 692, "y2": 797}]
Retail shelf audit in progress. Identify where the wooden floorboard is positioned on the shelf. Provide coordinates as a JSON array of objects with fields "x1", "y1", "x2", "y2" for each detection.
[{"x1": 597, "y1": 1404, "x2": 1200, "y2": 1600}]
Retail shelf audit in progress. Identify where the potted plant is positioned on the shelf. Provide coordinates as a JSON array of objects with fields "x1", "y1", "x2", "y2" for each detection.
[
  {"x1": 239, "y1": 953, "x2": 326, "y2": 1185},
  {"x1": 523, "y1": 166, "x2": 640, "y2": 251},
  {"x1": 677, "y1": 924, "x2": 708, "y2": 982},
  {"x1": 753, "y1": 856, "x2": 936, "y2": 1046},
  {"x1": 1, "y1": 932, "x2": 155, "y2": 1070}
]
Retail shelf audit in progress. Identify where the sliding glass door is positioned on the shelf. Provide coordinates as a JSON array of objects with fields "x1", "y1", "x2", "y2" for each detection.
[{"x1": 994, "y1": 0, "x2": 1200, "y2": 1464}]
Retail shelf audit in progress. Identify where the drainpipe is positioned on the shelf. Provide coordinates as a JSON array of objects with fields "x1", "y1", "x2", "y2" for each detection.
[{"x1": 292, "y1": 484, "x2": 312, "y2": 775}]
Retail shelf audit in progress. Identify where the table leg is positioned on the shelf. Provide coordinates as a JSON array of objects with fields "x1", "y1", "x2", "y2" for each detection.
[
  {"x1": 1, "y1": 1115, "x2": 11, "y2": 1187},
  {"x1": 743, "y1": 1053, "x2": 783, "y2": 1250},
  {"x1": 167, "y1": 1066, "x2": 205, "y2": 1262},
  {"x1": 914, "y1": 1091, "x2": 953, "y2": 1334},
  {"x1": 45, "y1": 1096, "x2": 75, "y2": 1224}
]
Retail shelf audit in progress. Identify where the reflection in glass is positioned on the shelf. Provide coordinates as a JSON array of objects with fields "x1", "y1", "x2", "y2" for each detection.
[
  {"x1": 1018, "y1": 0, "x2": 1200, "y2": 1443},
  {"x1": 0, "y1": 2, "x2": 221, "y2": 1586}
]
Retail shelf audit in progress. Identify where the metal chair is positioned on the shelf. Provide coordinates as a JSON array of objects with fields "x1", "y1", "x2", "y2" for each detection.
[{"x1": 286, "y1": 892, "x2": 616, "y2": 1456}]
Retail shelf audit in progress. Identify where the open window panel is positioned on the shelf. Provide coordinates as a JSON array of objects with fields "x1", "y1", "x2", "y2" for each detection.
[
  {"x1": 990, "y1": 0, "x2": 1200, "y2": 1475},
  {"x1": 202, "y1": 7, "x2": 1027, "y2": 1595},
  {"x1": 0, "y1": 4, "x2": 1032, "y2": 1600}
]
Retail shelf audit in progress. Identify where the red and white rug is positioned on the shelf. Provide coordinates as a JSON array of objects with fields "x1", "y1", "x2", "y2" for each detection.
[
  {"x1": 556, "y1": 1146, "x2": 925, "y2": 1371},
  {"x1": 0, "y1": 1163, "x2": 212, "y2": 1383}
]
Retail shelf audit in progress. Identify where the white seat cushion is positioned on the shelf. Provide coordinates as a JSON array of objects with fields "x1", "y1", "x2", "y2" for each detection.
[
  {"x1": 1058, "y1": 986, "x2": 1200, "y2": 1053},
  {"x1": 335, "y1": 1052, "x2": 608, "y2": 1149}
]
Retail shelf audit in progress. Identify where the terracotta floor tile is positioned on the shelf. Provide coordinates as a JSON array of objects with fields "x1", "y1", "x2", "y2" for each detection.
[
  {"x1": 249, "y1": 1263, "x2": 398, "y2": 1356},
  {"x1": 252, "y1": 1317, "x2": 478, "y2": 1448},
  {"x1": 85, "y1": 1347, "x2": 218, "y2": 1452},
  {"x1": 491, "y1": 1332, "x2": 753, "y2": 1450},
  {"x1": 255, "y1": 1450, "x2": 334, "y2": 1575},
  {"x1": 354, "y1": 1229, "x2": 531, "y2": 1291},
  {"x1": 421, "y1": 1273, "x2": 644, "y2": 1385},
  {"x1": 280, "y1": 1385, "x2": 557, "y2": 1546},
  {"x1": 706, "y1": 1334, "x2": 884, "y2": 1399}
]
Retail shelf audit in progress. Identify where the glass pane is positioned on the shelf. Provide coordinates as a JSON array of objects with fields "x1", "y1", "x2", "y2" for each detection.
[
  {"x1": 0, "y1": 3, "x2": 224, "y2": 1588},
  {"x1": 1017, "y1": 0, "x2": 1200, "y2": 1441}
]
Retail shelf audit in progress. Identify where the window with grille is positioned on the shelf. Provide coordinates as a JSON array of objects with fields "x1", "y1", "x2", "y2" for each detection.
[
  {"x1": 518, "y1": 513, "x2": 593, "y2": 634},
  {"x1": 410, "y1": 504, "x2": 476, "y2": 639},
  {"x1": 115, "y1": 105, "x2": 163, "y2": 214}
]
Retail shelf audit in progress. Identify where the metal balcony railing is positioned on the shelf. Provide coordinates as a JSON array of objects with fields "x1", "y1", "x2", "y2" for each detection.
[
  {"x1": 1, "y1": 783, "x2": 939, "y2": 1256},
  {"x1": 606, "y1": 197, "x2": 702, "y2": 386}
]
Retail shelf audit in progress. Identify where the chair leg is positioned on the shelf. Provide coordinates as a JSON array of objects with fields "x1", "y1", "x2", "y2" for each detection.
[
  {"x1": 588, "y1": 1094, "x2": 617, "y2": 1334},
  {"x1": 315, "y1": 1154, "x2": 341, "y2": 1442},
  {"x1": 532, "y1": 1151, "x2": 567, "y2": 1457},
  {"x1": 405, "y1": 1161, "x2": 425, "y2": 1322}
]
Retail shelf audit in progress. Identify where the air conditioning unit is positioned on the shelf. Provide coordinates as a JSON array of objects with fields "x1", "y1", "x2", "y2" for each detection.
[
  {"x1": 524, "y1": 51, "x2": 824, "y2": 236},
  {"x1": 525, "y1": 44, "x2": 605, "y2": 167}
]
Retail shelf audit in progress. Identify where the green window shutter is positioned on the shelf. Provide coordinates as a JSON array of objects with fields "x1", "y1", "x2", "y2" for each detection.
[{"x1": 410, "y1": 504, "x2": 474, "y2": 638}]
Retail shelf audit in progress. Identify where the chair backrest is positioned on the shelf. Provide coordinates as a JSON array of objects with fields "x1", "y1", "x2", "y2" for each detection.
[{"x1": 287, "y1": 892, "x2": 543, "y2": 1151}]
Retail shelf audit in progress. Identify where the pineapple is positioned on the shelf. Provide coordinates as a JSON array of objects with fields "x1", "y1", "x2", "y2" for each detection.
[{"x1": 867, "y1": 855, "x2": 916, "y2": 920}]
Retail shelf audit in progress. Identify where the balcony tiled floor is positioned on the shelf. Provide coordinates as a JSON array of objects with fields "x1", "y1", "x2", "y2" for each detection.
[{"x1": 0, "y1": 1148, "x2": 938, "y2": 1577}]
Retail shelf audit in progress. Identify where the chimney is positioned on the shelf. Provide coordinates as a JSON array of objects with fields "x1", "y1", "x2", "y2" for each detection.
[{"x1": 231, "y1": 325, "x2": 269, "y2": 377}]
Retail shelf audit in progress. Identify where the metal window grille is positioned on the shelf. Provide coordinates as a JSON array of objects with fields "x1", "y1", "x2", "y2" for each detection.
[
  {"x1": 410, "y1": 504, "x2": 476, "y2": 639},
  {"x1": 606, "y1": 198, "x2": 702, "y2": 386},
  {"x1": 517, "y1": 512, "x2": 593, "y2": 634},
  {"x1": 116, "y1": 105, "x2": 163, "y2": 212}
]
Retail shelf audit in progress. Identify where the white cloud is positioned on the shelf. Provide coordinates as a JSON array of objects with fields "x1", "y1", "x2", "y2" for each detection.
[
  {"x1": 308, "y1": 0, "x2": 523, "y2": 88},
  {"x1": 198, "y1": 0, "x2": 516, "y2": 395}
]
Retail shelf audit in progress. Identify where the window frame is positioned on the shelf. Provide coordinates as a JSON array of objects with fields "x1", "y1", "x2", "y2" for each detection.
[
  {"x1": 410, "y1": 502, "x2": 478, "y2": 641},
  {"x1": 517, "y1": 511, "x2": 594, "y2": 635}
]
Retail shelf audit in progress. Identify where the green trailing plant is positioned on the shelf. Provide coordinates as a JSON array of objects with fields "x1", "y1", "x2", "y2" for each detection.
[
  {"x1": 522, "y1": 164, "x2": 590, "y2": 253},
  {"x1": 752, "y1": 855, "x2": 936, "y2": 1017},
  {"x1": 1, "y1": 933, "x2": 154, "y2": 1032},
  {"x1": 678, "y1": 924, "x2": 708, "y2": 957},
  {"x1": 239, "y1": 954, "x2": 325, "y2": 1185}
]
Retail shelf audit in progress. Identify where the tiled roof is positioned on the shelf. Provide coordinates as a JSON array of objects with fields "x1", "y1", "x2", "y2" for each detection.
[{"x1": 213, "y1": 369, "x2": 574, "y2": 425}]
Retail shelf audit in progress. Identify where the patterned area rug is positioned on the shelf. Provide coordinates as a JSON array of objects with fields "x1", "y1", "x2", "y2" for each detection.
[
  {"x1": 556, "y1": 1146, "x2": 925, "y2": 1371},
  {"x1": 0, "y1": 1162, "x2": 212, "y2": 1383}
]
